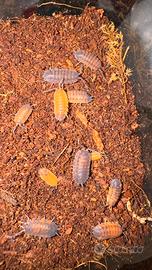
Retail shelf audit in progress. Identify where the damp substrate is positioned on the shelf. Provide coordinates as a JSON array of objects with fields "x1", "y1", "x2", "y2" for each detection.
[{"x1": 0, "y1": 8, "x2": 149, "y2": 270}]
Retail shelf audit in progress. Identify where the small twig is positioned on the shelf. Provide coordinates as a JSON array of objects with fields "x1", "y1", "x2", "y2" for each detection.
[
  {"x1": 75, "y1": 260, "x2": 107, "y2": 269},
  {"x1": 37, "y1": 1, "x2": 83, "y2": 10},
  {"x1": 52, "y1": 144, "x2": 69, "y2": 165},
  {"x1": 123, "y1": 46, "x2": 130, "y2": 62}
]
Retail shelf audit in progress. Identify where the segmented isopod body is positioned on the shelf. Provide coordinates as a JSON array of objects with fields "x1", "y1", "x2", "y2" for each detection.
[
  {"x1": 107, "y1": 179, "x2": 122, "y2": 207},
  {"x1": 20, "y1": 218, "x2": 59, "y2": 238},
  {"x1": 92, "y1": 222, "x2": 122, "y2": 240},
  {"x1": 22, "y1": 218, "x2": 58, "y2": 238},
  {"x1": 73, "y1": 149, "x2": 91, "y2": 186},
  {"x1": 43, "y1": 68, "x2": 81, "y2": 84},
  {"x1": 73, "y1": 50, "x2": 102, "y2": 71},
  {"x1": 67, "y1": 90, "x2": 93, "y2": 103},
  {"x1": 13, "y1": 104, "x2": 33, "y2": 133},
  {"x1": 54, "y1": 88, "x2": 68, "y2": 121}
]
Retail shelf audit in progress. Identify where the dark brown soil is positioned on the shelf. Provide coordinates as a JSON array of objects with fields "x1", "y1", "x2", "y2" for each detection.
[{"x1": 0, "y1": 7, "x2": 149, "y2": 270}]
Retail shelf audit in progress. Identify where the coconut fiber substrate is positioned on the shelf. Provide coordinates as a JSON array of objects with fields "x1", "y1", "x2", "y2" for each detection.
[{"x1": 0, "y1": 7, "x2": 150, "y2": 270}]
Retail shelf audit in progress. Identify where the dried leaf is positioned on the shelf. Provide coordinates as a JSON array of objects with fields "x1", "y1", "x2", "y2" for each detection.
[
  {"x1": 75, "y1": 109, "x2": 88, "y2": 127},
  {"x1": 92, "y1": 129, "x2": 104, "y2": 152}
]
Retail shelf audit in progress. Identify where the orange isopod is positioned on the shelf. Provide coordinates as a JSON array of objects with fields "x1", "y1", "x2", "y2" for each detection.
[
  {"x1": 92, "y1": 222, "x2": 122, "y2": 240},
  {"x1": 106, "y1": 179, "x2": 122, "y2": 208},
  {"x1": 54, "y1": 88, "x2": 68, "y2": 121},
  {"x1": 67, "y1": 90, "x2": 93, "y2": 103},
  {"x1": 38, "y1": 167, "x2": 58, "y2": 187},
  {"x1": 13, "y1": 104, "x2": 33, "y2": 133},
  {"x1": 10, "y1": 217, "x2": 59, "y2": 239}
]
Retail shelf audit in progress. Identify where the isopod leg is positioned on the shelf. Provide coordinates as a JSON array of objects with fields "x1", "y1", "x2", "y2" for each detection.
[
  {"x1": 59, "y1": 79, "x2": 65, "y2": 89},
  {"x1": 79, "y1": 77, "x2": 89, "y2": 91},
  {"x1": 12, "y1": 124, "x2": 18, "y2": 135},
  {"x1": 20, "y1": 123, "x2": 27, "y2": 132},
  {"x1": 8, "y1": 229, "x2": 25, "y2": 240},
  {"x1": 75, "y1": 63, "x2": 84, "y2": 74},
  {"x1": 43, "y1": 84, "x2": 56, "y2": 93}
]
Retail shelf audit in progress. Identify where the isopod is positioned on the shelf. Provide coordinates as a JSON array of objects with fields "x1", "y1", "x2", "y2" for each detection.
[
  {"x1": 74, "y1": 50, "x2": 101, "y2": 70},
  {"x1": 73, "y1": 149, "x2": 91, "y2": 186},
  {"x1": 54, "y1": 88, "x2": 68, "y2": 121},
  {"x1": 10, "y1": 217, "x2": 59, "y2": 239},
  {"x1": 43, "y1": 68, "x2": 86, "y2": 86},
  {"x1": 92, "y1": 222, "x2": 122, "y2": 240},
  {"x1": 38, "y1": 167, "x2": 58, "y2": 187},
  {"x1": 67, "y1": 90, "x2": 93, "y2": 103},
  {"x1": 106, "y1": 179, "x2": 122, "y2": 208},
  {"x1": 13, "y1": 104, "x2": 33, "y2": 133},
  {"x1": 73, "y1": 50, "x2": 105, "y2": 78}
]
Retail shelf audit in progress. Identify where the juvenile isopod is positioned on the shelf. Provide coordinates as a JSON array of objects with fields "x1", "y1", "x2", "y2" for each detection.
[
  {"x1": 91, "y1": 151, "x2": 102, "y2": 161},
  {"x1": 67, "y1": 90, "x2": 93, "y2": 103},
  {"x1": 73, "y1": 149, "x2": 91, "y2": 186},
  {"x1": 13, "y1": 104, "x2": 33, "y2": 133},
  {"x1": 106, "y1": 179, "x2": 122, "y2": 208},
  {"x1": 54, "y1": 88, "x2": 68, "y2": 121},
  {"x1": 92, "y1": 222, "x2": 122, "y2": 240},
  {"x1": 73, "y1": 50, "x2": 105, "y2": 78},
  {"x1": 38, "y1": 167, "x2": 58, "y2": 187},
  {"x1": 10, "y1": 217, "x2": 59, "y2": 239},
  {"x1": 43, "y1": 68, "x2": 87, "y2": 87}
]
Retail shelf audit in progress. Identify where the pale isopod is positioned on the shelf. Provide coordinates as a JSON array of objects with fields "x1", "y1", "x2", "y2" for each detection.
[
  {"x1": 92, "y1": 222, "x2": 122, "y2": 240},
  {"x1": 73, "y1": 50, "x2": 105, "y2": 78},
  {"x1": 43, "y1": 68, "x2": 86, "y2": 86},
  {"x1": 67, "y1": 90, "x2": 93, "y2": 103},
  {"x1": 13, "y1": 104, "x2": 33, "y2": 133},
  {"x1": 107, "y1": 179, "x2": 122, "y2": 208},
  {"x1": 54, "y1": 88, "x2": 68, "y2": 121},
  {"x1": 73, "y1": 149, "x2": 91, "y2": 186},
  {"x1": 10, "y1": 217, "x2": 59, "y2": 239}
]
